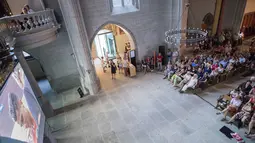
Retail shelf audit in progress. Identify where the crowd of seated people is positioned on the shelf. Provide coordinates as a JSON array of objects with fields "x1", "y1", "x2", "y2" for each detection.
[
  {"x1": 163, "y1": 51, "x2": 255, "y2": 93},
  {"x1": 216, "y1": 77, "x2": 255, "y2": 138}
]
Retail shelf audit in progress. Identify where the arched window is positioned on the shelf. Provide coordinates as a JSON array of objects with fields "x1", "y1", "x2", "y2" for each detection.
[{"x1": 110, "y1": 0, "x2": 139, "y2": 15}]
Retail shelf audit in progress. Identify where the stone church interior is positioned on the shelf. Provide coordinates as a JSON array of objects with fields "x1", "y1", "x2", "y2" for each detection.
[{"x1": 1, "y1": 0, "x2": 255, "y2": 143}]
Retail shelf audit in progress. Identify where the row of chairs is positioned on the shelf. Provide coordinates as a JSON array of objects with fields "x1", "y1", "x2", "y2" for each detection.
[{"x1": 193, "y1": 64, "x2": 248, "y2": 92}]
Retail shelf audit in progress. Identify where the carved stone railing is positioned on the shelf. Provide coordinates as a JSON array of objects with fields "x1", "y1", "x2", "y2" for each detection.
[
  {"x1": 0, "y1": 9, "x2": 60, "y2": 50},
  {"x1": 0, "y1": 9, "x2": 60, "y2": 37}
]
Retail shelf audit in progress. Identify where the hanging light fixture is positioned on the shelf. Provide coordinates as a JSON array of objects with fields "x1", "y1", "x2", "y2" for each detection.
[{"x1": 165, "y1": 2, "x2": 208, "y2": 45}]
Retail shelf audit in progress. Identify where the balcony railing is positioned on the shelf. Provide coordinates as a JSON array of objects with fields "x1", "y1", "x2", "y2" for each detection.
[{"x1": 0, "y1": 9, "x2": 60, "y2": 37}]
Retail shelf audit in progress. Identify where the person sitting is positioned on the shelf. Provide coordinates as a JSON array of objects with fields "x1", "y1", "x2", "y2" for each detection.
[
  {"x1": 197, "y1": 72, "x2": 209, "y2": 89},
  {"x1": 229, "y1": 56, "x2": 236, "y2": 64},
  {"x1": 243, "y1": 62, "x2": 255, "y2": 77},
  {"x1": 245, "y1": 113, "x2": 255, "y2": 137},
  {"x1": 219, "y1": 58, "x2": 228, "y2": 69},
  {"x1": 191, "y1": 60, "x2": 199, "y2": 67},
  {"x1": 209, "y1": 68, "x2": 219, "y2": 77},
  {"x1": 215, "y1": 89, "x2": 240, "y2": 110},
  {"x1": 229, "y1": 88, "x2": 240, "y2": 98},
  {"x1": 204, "y1": 64, "x2": 212, "y2": 74},
  {"x1": 217, "y1": 64, "x2": 225, "y2": 74},
  {"x1": 179, "y1": 74, "x2": 198, "y2": 93},
  {"x1": 217, "y1": 95, "x2": 242, "y2": 121},
  {"x1": 238, "y1": 80, "x2": 253, "y2": 100},
  {"x1": 226, "y1": 102, "x2": 254, "y2": 128},
  {"x1": 250, "y1": 76, "x2": 255, "y2": 84},
  {"x1": 196, "y1": 68, "x2": 204, "y2": 80},
  {"x1": 215, "y1": 44, "x2": 225, "y2": 53},
  {"x1": 225, "y1": 41, "x2": 232, "y2": 54},
  {"x1": 207, "y1": 55, "x2": 213, "y2": 62},
  {"x1": 200, "y1": 72, "x2": 209, "y2": 82},
  {"x1": 167, "y1": 64, "x2": 178, "y2": 80},
  {"x1": 187, "y1": 65, "x2": 193, "y2": 72},
  {"x1": 239, "y1": 55, "x2": 246, "y2": 64},
  {"x1": 226, "y1": 62, "x2": 234, "y2": 71},
  {"x1": 178, "y1": 71, "x2": 192, "y2": 88},
  {"x1": 171, "y1": 68, "x2": 186, "y2": 87},
  {"x1": 212, "y1": 62, "x2": 219, "y2": 71}
]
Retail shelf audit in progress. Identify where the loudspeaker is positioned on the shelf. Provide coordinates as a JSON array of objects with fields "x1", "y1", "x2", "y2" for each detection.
[{"x1": 159, "y1": 46, "x2": 166, "y2": 65}]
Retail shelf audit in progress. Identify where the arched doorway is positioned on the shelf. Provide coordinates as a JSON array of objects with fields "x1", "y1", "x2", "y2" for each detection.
[{"x1": 90, "y1": 23, "x2": 137, "y2": 84}]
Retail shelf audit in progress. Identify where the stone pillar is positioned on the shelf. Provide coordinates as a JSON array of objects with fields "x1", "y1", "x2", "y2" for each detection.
[
  {"x1": 220, "y1": 0, "x2": 247, "y2": 33},
  {"x1": 179, "y1": 0, "x2": 190, "y2": 57},
  {"x1": 58, "y1": 0, "x2": 100, "y2": 95},
  {"x1": 212, "y1": 0, "x2": 223, "y2": 35},
  {"x1": 232, "y1": 0, "x2": 247, "y2": 33},
  {"x1": 14, "y1": 48, "x2": 54, "y2": 118}
]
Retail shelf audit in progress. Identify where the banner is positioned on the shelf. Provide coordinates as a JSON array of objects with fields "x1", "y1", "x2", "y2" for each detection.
[{"x1": 0, "y1": 63, "x2": 45, "y2": 143}]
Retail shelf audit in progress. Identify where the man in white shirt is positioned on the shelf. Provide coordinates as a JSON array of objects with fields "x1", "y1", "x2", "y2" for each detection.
[
  {"x1": 179, "y1": 74, "x2": 198, "y2": 93},
  {"x1": 178, "y1": 71, "x2": 192, "y2": 87}
]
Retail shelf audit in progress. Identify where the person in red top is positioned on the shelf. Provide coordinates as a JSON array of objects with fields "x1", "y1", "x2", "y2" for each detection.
[
  {"x1": 211, "y1": 62, "x2": 219, "y2": 70},
  {"x1": 157, "y1": 53, "x2": 163, "y2": 71},
  {"x1": 146, "y1": 56, "x2": 151, "y2": 66}
]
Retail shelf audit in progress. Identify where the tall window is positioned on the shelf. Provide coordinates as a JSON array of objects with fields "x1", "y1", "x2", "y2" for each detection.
[
  {"x1": 110, "y1": 0, "x2": 139, "y2": 15},
  {"x1": 112, "y1": 0, "x2": 122, "y2": 7}
]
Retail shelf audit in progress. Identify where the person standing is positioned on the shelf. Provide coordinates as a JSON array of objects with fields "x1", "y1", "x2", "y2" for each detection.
[
  {"x1": 101, "y1": 57, "x2": 106, "y2": 73},
  {"x1": 157, "y1": 53, "x2": 163, "y2": 71},
  {"x1": 172, "y1": 50, "x2": 179, "y2": 64},
  {"x1": 117, "y1": 58, "x2": 123, "y2": 74},
  {"x1": 167, "y1": 49, "x2": 172, "y2": 63},
  {"x1": 123, "y1": 59, "x2": 128, "y2": 76},
  {"x1": 111, "y1": 62, "x2": 117, "y2": 79}
]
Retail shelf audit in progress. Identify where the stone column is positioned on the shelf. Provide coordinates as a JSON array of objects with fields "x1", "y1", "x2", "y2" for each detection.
[
  {"x1": 220, "y1": 0, "x2": 247, "y2": 33},
  {"x1": 14, "y1": 48, "x2": 54, "y2": 118},
  {"x1": 58, "y1": 0, "x2": 100, "y2": 95},
  {"x1": 232, "y1": 0, "x2": 247, "y2": 33}
]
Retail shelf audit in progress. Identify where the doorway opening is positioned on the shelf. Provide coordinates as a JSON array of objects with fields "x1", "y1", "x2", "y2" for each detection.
[
  {"x1": 94, "y1": 29, "x2": 117, "y2": 60},
  {"x1": 91, "y1": 23, "x2": 136, "y2": 85}
]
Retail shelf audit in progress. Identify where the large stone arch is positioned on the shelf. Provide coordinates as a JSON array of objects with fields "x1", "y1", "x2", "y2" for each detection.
[{"x1": 89, "y1": 21, "x2": 139, "y2": 59}]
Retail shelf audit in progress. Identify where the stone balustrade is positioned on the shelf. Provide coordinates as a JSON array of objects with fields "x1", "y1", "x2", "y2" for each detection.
[{"x1": 0, "y1": 9, "x2": 59, "y2": 37}]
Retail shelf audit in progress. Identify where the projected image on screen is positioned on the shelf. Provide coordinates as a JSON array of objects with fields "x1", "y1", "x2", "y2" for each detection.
[{"x1": 0, "y1": 63, "x2": 45, "y2": 143}]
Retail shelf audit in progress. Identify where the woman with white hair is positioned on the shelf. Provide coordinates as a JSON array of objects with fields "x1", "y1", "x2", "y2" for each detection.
[
  {"x1": 250, "y1": 76, "x2": 255, "y2": 83},
  {"x1": 179, "y1": 74, "x2": 198, "y2": 93}
]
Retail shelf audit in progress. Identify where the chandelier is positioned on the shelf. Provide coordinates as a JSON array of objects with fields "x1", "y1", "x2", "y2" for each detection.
[
  {"x1": 165, "y1": 28, "x2": 208, "y2": 45},
  {"x1": 165, "y1": 2, "x2": 208, "y2": 46}
]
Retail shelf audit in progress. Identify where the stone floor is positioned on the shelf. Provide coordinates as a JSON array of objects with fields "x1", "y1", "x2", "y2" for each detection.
[{"x1": 47, "y1": 72, "x2": 254, "y2": 143}]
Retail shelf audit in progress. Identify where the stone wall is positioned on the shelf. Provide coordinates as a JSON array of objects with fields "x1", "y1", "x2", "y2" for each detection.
[
  {"x1": 188, "y1": 0, "x2": 216, "y2": 28},
  {"x1": 80, "y1": 0, "x2": 181, "y2": 60},
  {"x1": 26, "y1": 0, "x2": 81, "y2": 92},
  {"x1": 24, "y1": 0, "x2": 182, "y2": 92},
  {"x1": 244, "y1": 0, "x2": 255, "y2": 14},
  {"x1": 6, "y1": 0, "x2": 28, "y2": 15}
]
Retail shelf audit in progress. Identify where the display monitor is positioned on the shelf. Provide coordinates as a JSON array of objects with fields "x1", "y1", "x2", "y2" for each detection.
[{"x1": 0, "y1": 63, "x2": 45, "y2": 143}]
